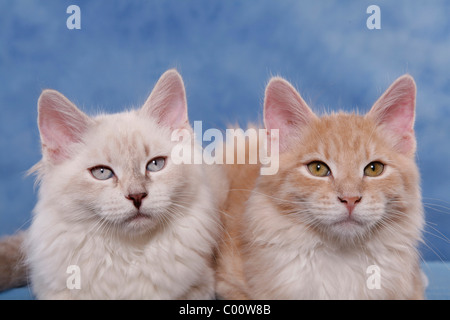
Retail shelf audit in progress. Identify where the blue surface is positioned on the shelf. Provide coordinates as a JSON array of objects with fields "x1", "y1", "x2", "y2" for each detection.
[
  {"x1": 422, "y1": 261, "x2": 450, "y2": 300},
  {"x1": 0, "y1": 287, "x2": 34, "y2": 300},
  {"x1": 0, "y1": 262, "x2": 448, "y2": 300},
  {"x1": 0, "y1": 0, "x2": 449, "y2": 297}
]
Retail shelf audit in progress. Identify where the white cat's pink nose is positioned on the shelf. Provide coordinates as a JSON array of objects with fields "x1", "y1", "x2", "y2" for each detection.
[
  {"x1": 126, "y1": 193, "x2": 148, "y2": 209},
  {"x1": 338, "y1": 196, "x2": 362, "y2": 215}
]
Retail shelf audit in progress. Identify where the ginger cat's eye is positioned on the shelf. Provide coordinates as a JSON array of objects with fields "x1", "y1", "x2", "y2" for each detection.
[
  {"x1": 307, "y1": 161, "x2": 331, "y2": 177},
  {"x1": 364, "y1": 161, "x2": 384, "y2": 177},
  {"x1": 90, "y1": 166, "x2": 114, "y2": 180},
  {"x1": 147, "y1": 157, "x2": 166, "y2": 172}
]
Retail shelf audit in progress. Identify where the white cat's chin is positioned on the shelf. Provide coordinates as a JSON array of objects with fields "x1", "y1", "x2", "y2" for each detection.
[
  {"x1": 98, "y1": 209, "x2": 160, "y2": 236},
  {"x1": 121, "y1": 212, "x2": 157, "y2": 234}
]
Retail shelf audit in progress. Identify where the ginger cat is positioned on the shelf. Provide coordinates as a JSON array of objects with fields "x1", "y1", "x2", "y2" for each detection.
[{"x1": 216, "y1": 74, "x2": 425, "y2": 299}]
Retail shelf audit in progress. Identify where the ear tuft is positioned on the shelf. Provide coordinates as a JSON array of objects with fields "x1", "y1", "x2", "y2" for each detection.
[
  {"x1": 38, "y1": 90, "x2": 92, "y2": 164},
  {"x1": 141, "y1": 69, "x2": 188, "y2": 129},
  {"x1": 367, "y1": 74, "x2": 417, "y2": 155},
  {"x1": 264, "y1": 77, "x2": 317, "y2": 152}
]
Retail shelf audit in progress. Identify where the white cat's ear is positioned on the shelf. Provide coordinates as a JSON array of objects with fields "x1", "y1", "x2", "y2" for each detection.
[
  {"x1": 367, "y1": 74, "x2": 416, "y2": 155},
  {"x1": 38, "y1": 90, "x2": 93, "y2": 164},
  {"x1": 141, "y1": 69, "x2": 189, "y2": 129},
  {"x1": 264, "y1": 77, "x2": 317, "y2": 152}
]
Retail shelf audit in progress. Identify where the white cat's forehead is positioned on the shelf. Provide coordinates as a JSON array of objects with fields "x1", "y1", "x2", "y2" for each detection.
[{"x1": 86, "y1": 111, "x2": 173, "y2": 159}]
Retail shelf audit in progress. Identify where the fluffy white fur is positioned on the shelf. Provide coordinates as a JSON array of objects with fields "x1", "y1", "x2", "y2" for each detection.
[{"x1": 25, "y1": 70, "x2": 227, "y2": 299}]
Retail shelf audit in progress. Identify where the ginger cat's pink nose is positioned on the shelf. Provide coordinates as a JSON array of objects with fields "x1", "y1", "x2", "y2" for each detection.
[{"x1": 338, "y1": 196, "x2": 362, "y2": 215}]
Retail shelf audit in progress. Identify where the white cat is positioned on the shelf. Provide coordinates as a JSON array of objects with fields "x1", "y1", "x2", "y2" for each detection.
[{"x1": 25, "y1": 69, "x2": 228, "y2": 299}]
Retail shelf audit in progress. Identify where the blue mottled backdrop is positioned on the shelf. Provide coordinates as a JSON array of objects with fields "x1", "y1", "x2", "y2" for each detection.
[{"x1": 0, "y1": 0, "x2": 449, "y2": 265}]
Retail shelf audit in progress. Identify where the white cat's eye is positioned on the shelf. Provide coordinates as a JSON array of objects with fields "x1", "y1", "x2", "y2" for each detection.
[
  {"x1": 90, "y1": 166, "x2": 114, "y2": 180},
  {"x1": 147, "y1": 157, "x2": 166, "y2": 172},
  {"x1": 307, "y1": 161, "x2": 331, "y2": 177},
  {"x1": 364, "y1": 161, "x2": 384, "y2": 177}
]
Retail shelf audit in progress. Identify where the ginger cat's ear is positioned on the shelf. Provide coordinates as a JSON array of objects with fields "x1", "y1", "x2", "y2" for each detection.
[
  {"x1": 264, "y1": 77, "x2": 317, "y2": 152},
  {"x1": 141, "y1": 69, "x2": 189, "y2": 129},
  {"x1": 367, "y1": 74, "x2": 417, "y2": 156},
  {"x1": 38, "y1": 90, "x2": 93, "y2": 164}
]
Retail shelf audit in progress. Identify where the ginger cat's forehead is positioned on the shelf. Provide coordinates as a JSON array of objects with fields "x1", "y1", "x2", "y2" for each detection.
[{"x1": 297, "y1": 113, "x2": 379, "y2": 160}]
